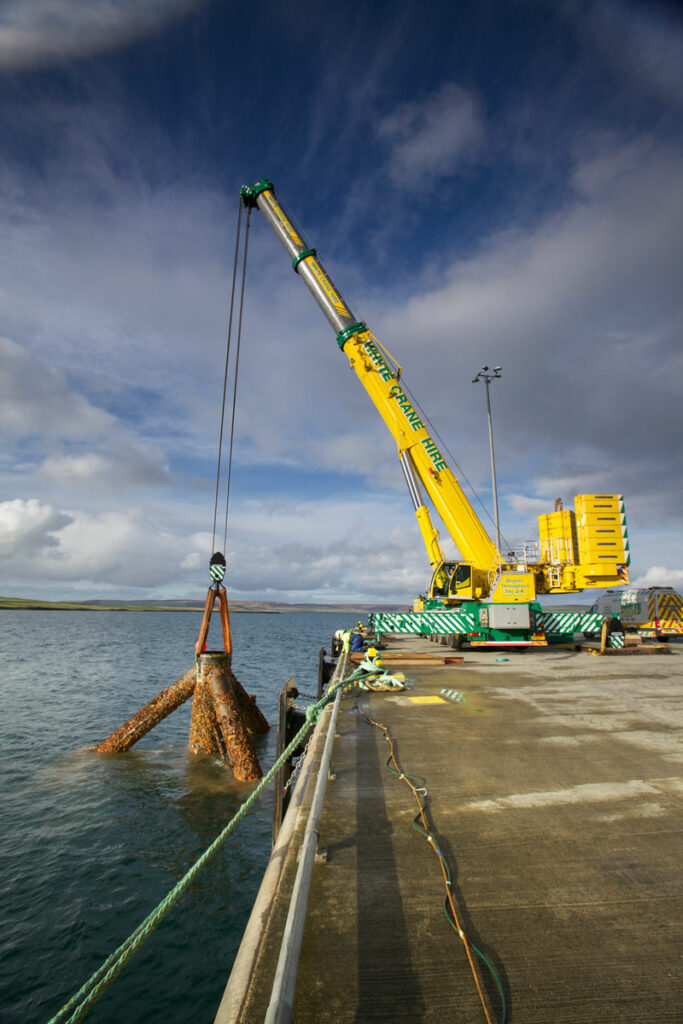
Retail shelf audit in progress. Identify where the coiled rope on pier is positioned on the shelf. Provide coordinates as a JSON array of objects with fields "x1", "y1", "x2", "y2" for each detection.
[{"x1": 356, "y1": 704, "x2": 507, "y2": 1024}]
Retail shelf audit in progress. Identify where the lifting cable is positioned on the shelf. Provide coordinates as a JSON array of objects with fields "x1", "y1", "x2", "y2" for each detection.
[
  {"x1": 355, "y1": 702, "x2": 507, "y2": 1024},
  {"x1": 211, "y1": 201, "x2": 252, "y2": 557},
  {"x1": 399, "y1": 375, "x2": 513, "y2": 554}
]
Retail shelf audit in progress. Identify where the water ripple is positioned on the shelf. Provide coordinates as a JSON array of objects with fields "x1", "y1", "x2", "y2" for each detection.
[{"x1": 0, "y1": 609, "x2": 346, "y2": 1024}]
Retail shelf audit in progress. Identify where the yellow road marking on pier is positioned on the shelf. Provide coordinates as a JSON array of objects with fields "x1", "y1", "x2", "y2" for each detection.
[{"x1": 408, "y1": 695, "x2": 447, "y2": 705}]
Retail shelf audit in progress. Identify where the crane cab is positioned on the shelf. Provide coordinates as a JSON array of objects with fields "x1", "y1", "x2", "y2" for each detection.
[{"x1": 425, "y1": 561, "x2": 485, "y2": 604}]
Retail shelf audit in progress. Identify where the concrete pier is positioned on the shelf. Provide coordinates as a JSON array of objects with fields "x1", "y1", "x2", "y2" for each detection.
[{"x1": 217, "y1": 639, "x2": 682, "y2": 1023}]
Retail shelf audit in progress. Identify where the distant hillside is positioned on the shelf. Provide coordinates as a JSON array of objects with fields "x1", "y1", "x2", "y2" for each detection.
[{"x1": 0, "y1": 595, "x2": 409, "y2": 614}]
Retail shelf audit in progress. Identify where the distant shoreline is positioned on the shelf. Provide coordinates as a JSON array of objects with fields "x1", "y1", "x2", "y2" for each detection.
[
  {"x1": 0, "y1": 603, "x2": 272, "y2": 613},
  {"x1": 0, "y1": 596, "x2": 407, "y2": 614}
]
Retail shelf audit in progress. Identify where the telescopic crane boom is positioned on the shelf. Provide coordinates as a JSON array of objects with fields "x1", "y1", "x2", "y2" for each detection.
[
  {"x1": 241, "y1": 178, "x2": 630, "y2": 614},
  {"x1": 241, "y1": 178, "x2": 499, "y2": 599}
]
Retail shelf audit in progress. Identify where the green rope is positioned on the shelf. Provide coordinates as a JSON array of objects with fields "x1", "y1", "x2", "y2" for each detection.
[{"x1": 46, "y1": 676, "x2": 350, "y2": 1024}]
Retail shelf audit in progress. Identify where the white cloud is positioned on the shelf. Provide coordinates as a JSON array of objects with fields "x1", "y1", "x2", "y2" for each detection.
[
  {"x1": 226, "y1": 516, "x2": 429, "y2": 602},
  {"x1": 381, "y1": 134, "x2": 683, "y2": 488},
  {"x1": 0, "y1": 76, "x2": 681, "y2": 604},
  {"x1": 377, "y1": 82, "x2": 485, "y2": 186},
  {"x1": 180, "y1": 552, "x2": 201, "y2": 571},
  {"x1": 0, "y1": 0, "x2": 207, "y2": 70},
  {"x1": 568, "y1": 0, "x2": 683, "y2": 109},
  {"x1": 39, "y1": 443, "x2": 171, "y2": 490},
  {"x1": 0, "y1": 337, "x2": 114, "y2": 440},
  {"x1": 0, "y1": 500, "x2": 199, "y2": 589},
  {"x1": 0, "y1": 490, "x2": 430, "y2": 603},
  {"x1": 0, "y1": 499, "x2": 72, "y2": 556},
  {"x1": 507, "y1": 493, "x2": 555, "y2": 516},
  {"x1": 632, "y1": 566, "x2": 683, "y2": 589}
]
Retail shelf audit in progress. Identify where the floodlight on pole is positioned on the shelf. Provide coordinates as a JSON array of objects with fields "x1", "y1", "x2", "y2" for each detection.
[{"x1": 472, "y1": 365, "x2": 502, "y2": 556}]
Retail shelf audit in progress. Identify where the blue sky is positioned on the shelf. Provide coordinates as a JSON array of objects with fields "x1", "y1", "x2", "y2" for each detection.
[{"x1": 0, "y1": 0, "x2": 681, "y2": 604}]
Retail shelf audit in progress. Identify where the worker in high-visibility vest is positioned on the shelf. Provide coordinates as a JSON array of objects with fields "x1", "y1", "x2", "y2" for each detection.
[{"x1": 349, "y1": 628, "x2": 364, "y2": 652}]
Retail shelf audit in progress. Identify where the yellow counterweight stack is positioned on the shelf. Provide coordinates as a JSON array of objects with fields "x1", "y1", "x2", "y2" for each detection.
[
  {"x1": 538, "y1": 494, "x2": 629, "y2": 592},
  {"x1": 538, "y1": 507, "x2": 576, "y2": 566},
  {"x1": 574, "y1": 494, "x2": 628, "y2": 585}
]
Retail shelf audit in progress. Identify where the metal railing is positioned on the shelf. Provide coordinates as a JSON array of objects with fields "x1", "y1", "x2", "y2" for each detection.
[{"x1": 263, "y1": 683, "x2": 344, "y2": 1024}]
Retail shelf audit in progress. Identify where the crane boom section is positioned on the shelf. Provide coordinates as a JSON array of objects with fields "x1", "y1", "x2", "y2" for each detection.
[
  {"x1": 399, "y1": 453, "x2": 446, "y2": 569},
  {"x1": 242, "y1": 179, "x2": 499, "y2": 572},
  {"x1": 345, "y1": 337, "x2": 498, "y2": 569}
]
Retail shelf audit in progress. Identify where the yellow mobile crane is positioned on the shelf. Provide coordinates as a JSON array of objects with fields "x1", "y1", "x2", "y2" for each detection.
[{"x1": 241, "y1": 178, "x2": 630, "y2": 646}]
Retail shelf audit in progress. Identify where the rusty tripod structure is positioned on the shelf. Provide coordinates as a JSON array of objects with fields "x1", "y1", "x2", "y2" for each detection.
[{"x1": 97, "y1": 584, "x2": 269, "y2": 781}]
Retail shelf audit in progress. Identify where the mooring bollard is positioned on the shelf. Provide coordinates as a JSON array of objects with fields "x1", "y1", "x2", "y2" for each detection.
[{"x1": 199, "y1": 652, "x2": 262, "y2": 781}]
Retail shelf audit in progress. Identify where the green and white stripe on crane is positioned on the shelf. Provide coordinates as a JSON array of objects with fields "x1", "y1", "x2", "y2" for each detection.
[
  {"x1": 539, "y1": 611, "x2": 605, "y2": 634},
  {"x1": 372, "y1": 611, "x2": 475, "y2": 634}
]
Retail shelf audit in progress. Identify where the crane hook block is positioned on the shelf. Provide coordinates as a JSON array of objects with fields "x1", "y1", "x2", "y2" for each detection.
[{"x1": 209, "y1": 551, "x2": 227, "y2": 584}]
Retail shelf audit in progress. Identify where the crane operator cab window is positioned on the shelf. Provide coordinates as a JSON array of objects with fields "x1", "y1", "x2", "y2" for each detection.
[
  {"x1": 448, "y1": 563, "x2": 472, "y2": 597},
  {"x1": 429, "y1": 561, "x2": 455, "y2": 598}
]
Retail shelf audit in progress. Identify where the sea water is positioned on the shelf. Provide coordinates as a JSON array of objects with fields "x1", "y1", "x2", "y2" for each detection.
[{"x1": 0, "y1": 609, "x2": 348, "y2": 1024}]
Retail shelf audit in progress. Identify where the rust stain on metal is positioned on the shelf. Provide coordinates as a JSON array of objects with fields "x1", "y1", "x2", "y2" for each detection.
[
  {"x1": 97, "y1": 667, "x2": 197, "y2": 753},
  {"x1": 225, "y1": 660, "x2": 270, "y2": 735},
  {"x1": 97, "y1": 590, "x2": 269, "y2": 780},
  {"x1": 201, "y1": 653, "x2": 263, "y2": 781},
  {"x1": 189, "y1": 668, "x2": 221, "y2": 755}
]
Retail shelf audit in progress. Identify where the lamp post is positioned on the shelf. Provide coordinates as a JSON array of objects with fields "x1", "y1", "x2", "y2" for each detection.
[{"x1": 472, "y1": 365, "x2": 502, "y2": 556}]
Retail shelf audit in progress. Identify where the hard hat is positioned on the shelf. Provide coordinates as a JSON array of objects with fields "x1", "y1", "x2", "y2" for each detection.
[
  {"x1": 367, "y1": 647, "x2": 377, "y2": 658},
  {"x1": 374, "y1": 657, "x2": 384, "y2": 667}
]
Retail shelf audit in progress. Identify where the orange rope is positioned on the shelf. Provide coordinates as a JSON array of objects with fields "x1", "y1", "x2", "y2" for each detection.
[{"x1": 359, "y1": 706, "x2": 496, "y2": 1024}]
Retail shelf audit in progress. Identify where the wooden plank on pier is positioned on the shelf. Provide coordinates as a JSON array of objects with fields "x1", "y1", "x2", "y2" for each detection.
[{"x1": 349, "y1": 652, "x2": 463, "y2": 665}]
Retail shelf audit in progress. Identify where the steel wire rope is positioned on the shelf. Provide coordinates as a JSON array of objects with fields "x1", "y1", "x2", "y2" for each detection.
[
  {"x1": 222, "y1": 207, "x2": 251, "y2": 552},
  {"x1": 355, "y1": 703, "x2": 506, "y2": 1024},
  {"x1": 212, "y1": 200, "x2": 244, "y2": 552},
  {"x1": 362, "y1": 333, "x2": 510, "y2": 551},
  {"x1": 399, "y1": 374, "x2": 513, "y2": 555},
  {"x1": 328, "y1": 321, "x2": 509, "y2": 554}
]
